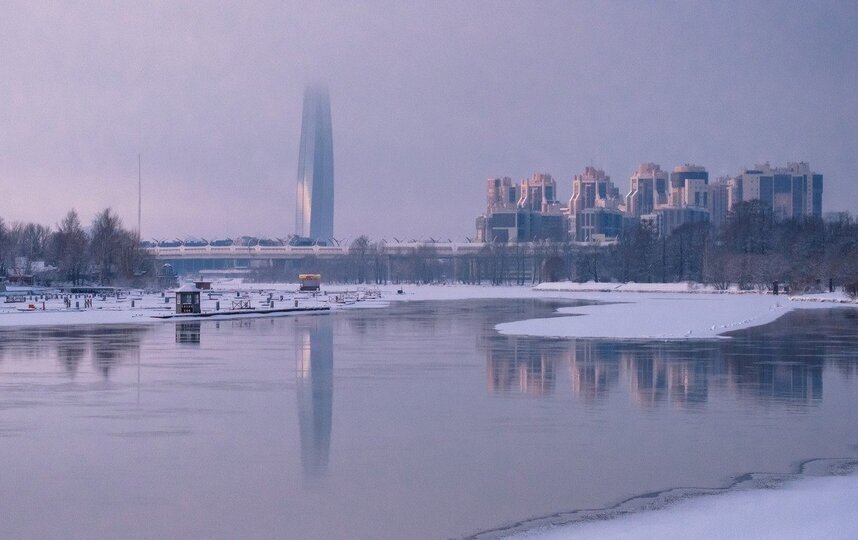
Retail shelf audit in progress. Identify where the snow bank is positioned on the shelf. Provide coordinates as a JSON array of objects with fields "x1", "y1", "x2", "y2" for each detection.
[
  {"x1": 496, "y1": 291, "x2": 856, "y2": 340},
  {"x1": 381, "y1": 284, "x2": 541, "y2": 302},
  {"x1": 525, "y1": 473, "x2": 858, "y2": 540},
  {"x1": 788, "y1": 291, "x2": 857, "y2": 304},
  {"x1": 533, "y1": 281, "x2": 720, "y2": 293},
  {"x1": 1, "y1": 281, "x2": 853, "y2": 332},
  {"x1": 0, "y1": 308, "x2": 159, "y2": 327},
  {"x1": 497, "y1": 293, "x2": 784, "y2": 339},
  {"x1": 0, "y1": 288, "x2": 328, "y2": 328}
]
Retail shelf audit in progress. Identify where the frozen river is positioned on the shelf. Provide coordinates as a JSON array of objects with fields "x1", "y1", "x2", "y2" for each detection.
[{"x1": 0, "y1": 298, "x2": 856, "y2": 538}]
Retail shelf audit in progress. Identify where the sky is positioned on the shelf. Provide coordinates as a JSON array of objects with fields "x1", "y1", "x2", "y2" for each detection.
[{"x1": 0, "y1": 1, "x2": 856, "y2": 241}]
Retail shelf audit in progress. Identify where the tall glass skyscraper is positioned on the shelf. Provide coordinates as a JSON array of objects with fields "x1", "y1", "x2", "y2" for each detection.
[{"x1": 295, "y1": 86, "x2": 334, "y2": 242}]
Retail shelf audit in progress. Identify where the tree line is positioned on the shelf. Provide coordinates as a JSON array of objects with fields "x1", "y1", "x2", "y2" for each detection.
[
  {"x1": 0, "y1": 209, "x2": 151, "y2": 286},
  {"x1": 14, "y1": 202, "x2": 854, "y2": 293},
  {"x1": 253, "y1": 201, "x2": 858, "y2": 294}
]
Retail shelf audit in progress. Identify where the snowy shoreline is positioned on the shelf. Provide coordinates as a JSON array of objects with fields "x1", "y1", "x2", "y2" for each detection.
[
  {"x1": 0, "y1": 282, "x2": 854, "y2": 333},
  {"x1": 514, "y1": 467, "x2": 858, "y2": 540},
  {"x1": 462, "y1": 456, "x2": 858, "y2": 539},
  {"x1": 494, "y1": 282, "x2": 857, "y2": 340},
  {"x1": 495, "y1": 292, "x2": 857, "y2": 340}
]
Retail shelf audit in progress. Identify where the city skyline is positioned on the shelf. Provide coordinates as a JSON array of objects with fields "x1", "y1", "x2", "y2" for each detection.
[
  {"x1": 478, "y1": 160, "x2": 824, "y2": 245},
  {"x1": 0, "y1": 2, "x2": 856, "y2": 240}
]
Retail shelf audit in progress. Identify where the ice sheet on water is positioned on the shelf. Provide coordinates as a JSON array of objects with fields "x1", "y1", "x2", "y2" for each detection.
[{"x1": 496, "y1": 291, "x2": 857, "y2": 340}]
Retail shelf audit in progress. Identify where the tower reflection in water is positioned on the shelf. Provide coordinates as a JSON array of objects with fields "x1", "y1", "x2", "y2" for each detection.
[{"x1": 295, "y1": 315, "x2": 334, "y2": 479}]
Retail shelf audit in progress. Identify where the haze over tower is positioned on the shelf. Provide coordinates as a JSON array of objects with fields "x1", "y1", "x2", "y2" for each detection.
[{"x1": 295, "y1": 85, "x2": 334, "y2": 242}]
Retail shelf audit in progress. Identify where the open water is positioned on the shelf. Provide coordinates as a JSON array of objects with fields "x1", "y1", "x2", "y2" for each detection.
[{"x1": 0, "y1": 299, "x2": 856, "y2": 538}]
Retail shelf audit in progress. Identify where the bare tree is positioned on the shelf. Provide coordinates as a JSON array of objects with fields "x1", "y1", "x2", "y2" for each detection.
[
  {"x1": 50, "y1": 209, "x2": 89, "y2": 284},
  {"x1": 90, "y1": 208, "x2": 123, "y2": 284},
  {"x1": 0, "y1": 217, "x2": 8, "y2": 275},
  {"x1": 371, "y1": 240, "x2": 388, "y2": 284},
  {"x1": 5, "y1": 221, "x2": 51, "y2": 273},
  {"x1": 349, "y1": 235, "x2": 371, "y2": 283},
  {"x1": 116, "y1": 229, "x2": 152, "y2": 284}
]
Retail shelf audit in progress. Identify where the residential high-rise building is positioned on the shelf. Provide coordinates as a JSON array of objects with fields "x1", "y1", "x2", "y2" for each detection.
[
  {"x1": 669, "y1": 164, "x2": 709, "y2": 207},
  {"x1": 295, "y1": 86, "x2": 334, "y2": 243},
  {"x1": 567, "y1": 167, "x2": 622, "y2": 242},
  {"x1": 568, "y1": 166, "x2": 620, "y2": 214},
  {"x1": 642, "y1": 207, "x2": 710, "y2": 238},
  {"x1": 573, "y1": 208, "x2": 624, "y2": 242},
  {"x1": 735, "y1": 162, "x2": 823, "y2": 220},
  {"x1": 726, "y1": 176, "x2": 742, "y2": 211},
  {"x1": 707, "y1": 178, "x2": 731, "y2": 228},
  {"x1": 626, "y1": 163, "x2": 669, "y2": 217},
  {"x1": 518, "y1": 173, "x2": 561, "y2": 213},
  {"x1": 486, "y1": 177, "x2": 519, "y2": 212},
  {"x1": 477, "y1": 173, "x2": 565, "y2": 243}
]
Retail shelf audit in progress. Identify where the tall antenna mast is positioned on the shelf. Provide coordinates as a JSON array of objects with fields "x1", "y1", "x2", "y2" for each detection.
[{"x1": 137, "y1": 153, "x2": 142, "y2": 238}]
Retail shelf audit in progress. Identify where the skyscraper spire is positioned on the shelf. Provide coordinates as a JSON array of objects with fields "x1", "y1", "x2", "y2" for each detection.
[{"x1": 296, "y1": 85, "x2": 334, "y2": 243}]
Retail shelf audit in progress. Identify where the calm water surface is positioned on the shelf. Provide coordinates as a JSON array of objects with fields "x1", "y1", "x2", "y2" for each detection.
[{"x1": 0, "y1": 299, "x2": 856, "y2": 539}]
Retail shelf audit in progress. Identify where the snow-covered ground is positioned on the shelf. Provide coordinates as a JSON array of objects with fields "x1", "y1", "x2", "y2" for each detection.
[
  {"x1": 524, "y1": 473, "x2": 858, "y2": 540},
  {"x1": 495, "y1": 283, "x2": 857, "y2": 339},
  {"x1": 0, "y1": 286, "x2": 329, "y2": 327},
  {"x1": 495, "y1": 292, "x2": 849, "y2": 340},
  {"x1": 534, "y1": 281, "x2": 723, "y2": 293},
  {"x1": 0, "y1": 281, "x2": 854, "y2": 331},
  {"x1": 0, "y1": 283, "x2": 547, "y2": 326}
]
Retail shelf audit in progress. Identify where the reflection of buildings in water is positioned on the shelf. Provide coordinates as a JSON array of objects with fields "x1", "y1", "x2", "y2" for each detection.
[
  {"x1": 720, "y1": 310, "x2": 842, "y2": 404},
  {"x1": 759, "y1": 363, "x2": 823, "y2": 402},
  {"x1": 484, "y1": 332, "x2": 830, "y2": 408},
  {"x1": 295, "y1": 315, "x2": 334, "y2": 479},
  {"x1": 175, "y1": 322, "x2": 201, "y2": 345},
  {"x1": 485, "y1": 336, "x2": 556, "y2": 396},
  {"x1": 723, "y1": 343, "x2": 823, "y2": 403},
  {"x1": 625, "y1": 350, "x2": 668, "y2": 407},
  {"x1": 567, "y1": 341, "x2": 620, "y2": 402},
  {"x1": 475, "y1": 302, "x2": 850, "y2": 407},
  {"x1": 623, "y1": 345, "x2": 711, "y2": 408},
  {"x1": 665, "y1": 359, "x2": 710, "y2": 407}
]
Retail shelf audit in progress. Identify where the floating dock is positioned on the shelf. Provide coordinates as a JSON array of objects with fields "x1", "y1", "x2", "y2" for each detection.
[{"x1": 151, "y1": 306, "x2": 330, "y2": 320}]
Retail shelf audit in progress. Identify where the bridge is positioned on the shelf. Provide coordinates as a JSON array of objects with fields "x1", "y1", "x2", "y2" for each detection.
[
  {"x1": 146, "y1": 240, "x2": 609, "y2": 279},
  {"x1": 148, "y1": 241, "x2": 489, "y2": 274}
]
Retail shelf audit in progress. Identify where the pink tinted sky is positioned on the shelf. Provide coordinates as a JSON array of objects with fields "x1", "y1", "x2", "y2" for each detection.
[{"x1": 0, "y1": 1, "x2": 856, "y2": 241}]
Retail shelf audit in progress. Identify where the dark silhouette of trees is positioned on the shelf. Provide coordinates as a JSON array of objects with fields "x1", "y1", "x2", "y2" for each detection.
[
  {"x1": 90, "y1": 208, "x2": 124, "y2": 284},
  {"x1": 0, "y1": 208, "x2": 150, "y2": 286},
  {"x1": 9, "y1": 222, "x2": 51, "y2": 270},
  {"x1": 8, "y1": 200, "x2": 849, "y2": 291},
  {"x1": 50, "y1": 210, "x2": 88, "y2": 284},
  {"x1": 0, "y1": 218, "x2": 8, "y2": 276},
  {"x1": 665, "y1": 222, "x2": 709, "y2": 282},
  {"x1": 616, "y1": 222, "x2": 658, "y2": 282},
  {"x1": 723, "y1": 200, "x2": 774, "y2": 255},
  {"x1": 349, "y1": 235, "x2": 371, "y2": 283}
]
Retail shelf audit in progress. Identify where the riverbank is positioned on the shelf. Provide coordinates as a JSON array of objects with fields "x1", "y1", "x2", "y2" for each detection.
[
  {"x1": 0, "y1": 281, "x2": 853, "y2": 330},
  {"x1": 525, "y1": 471, "x2": 858, "y2": 540}
]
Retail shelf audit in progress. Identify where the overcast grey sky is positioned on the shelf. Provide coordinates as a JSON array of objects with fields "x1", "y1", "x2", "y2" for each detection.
[{"x1": 1, "y1": 1, "x2": 856, "y2": 241}]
